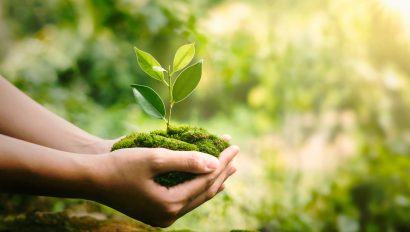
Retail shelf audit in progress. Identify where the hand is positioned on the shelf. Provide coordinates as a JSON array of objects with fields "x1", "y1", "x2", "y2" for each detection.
[{"x1": 87, "y1": 145, "x2": 239, "y2": 227}]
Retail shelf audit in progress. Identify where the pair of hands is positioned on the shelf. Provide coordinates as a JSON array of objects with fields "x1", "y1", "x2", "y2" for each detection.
[
  {"x1": 89, "y1": 137, "x2": 238, "y2": 227},
  {"x1": 0, "y1": 76, "x2": 239, "y2": 227}
]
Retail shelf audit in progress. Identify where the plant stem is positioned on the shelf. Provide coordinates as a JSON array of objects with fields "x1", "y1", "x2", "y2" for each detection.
[
  {"x1": 166, "y1": 68, "x2": 173, "y2": 131},
  {"x1": 167, "y1": 102, "x2": 174, "y2": 131}
]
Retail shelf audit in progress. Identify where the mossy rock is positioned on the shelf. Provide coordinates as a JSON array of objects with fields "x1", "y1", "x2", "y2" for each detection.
[
  {"x1": 111, "y1": 125, "x2": 229, "y2": 187},
  {"x1": 0, "y1": 211, "x2": 159, "y2": 232}
]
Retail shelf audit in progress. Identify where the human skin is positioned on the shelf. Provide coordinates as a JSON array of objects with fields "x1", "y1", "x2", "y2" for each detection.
[
  {"x1": 0, "y1": 76, "x2": 238, "y2": 227},
  {"x1": 0, "y1": 76, "x2": 114, "y2": 154}
]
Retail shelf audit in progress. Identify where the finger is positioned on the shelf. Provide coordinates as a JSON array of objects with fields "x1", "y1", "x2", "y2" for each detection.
[
  {"x1": 216, "y1": 145, "x2": 239, "y2": 172},
  {"x1": 179, "y1": 165, "x2": 237, "y2": 215},
  {"x1": 211, "y1": 166, "x2": 236, "y2": 194},
  {"x1": 207, "y1": 164, "x2": 236, "y2": 195},
  {"x1": 168, "y1": 146, "x2": 239, "y2": 200},
  {"x1": 221, "y1": 134, "x2": 232, "y2": 142},
  {"x1": 149, "y1": 149, "x2": 220, "y2": 174},
  {"x1": 218, "y1": 184, "x2": 225, "y2": 193},
  {"x1": 204, "y1": 165, "x2": 236, "y2": 201}
]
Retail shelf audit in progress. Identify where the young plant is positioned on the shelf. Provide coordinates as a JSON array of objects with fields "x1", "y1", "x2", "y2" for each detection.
[
  {"x1": 112, "y1": 43, "x2": 228, "y2": 187},
  {"x1": 132, "y1": 43, "x2": 202, "y2": 130}
]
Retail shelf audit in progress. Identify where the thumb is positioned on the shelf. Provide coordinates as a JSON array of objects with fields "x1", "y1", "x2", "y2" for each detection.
[{"x1": 150, "y1": 149, "x2": 220, "y2": 174}]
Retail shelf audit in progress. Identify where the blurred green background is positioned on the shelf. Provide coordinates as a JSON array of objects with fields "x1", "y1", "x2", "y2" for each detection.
[{"x1": 1, "y1": 0, "x2": 410, "y2": 231}]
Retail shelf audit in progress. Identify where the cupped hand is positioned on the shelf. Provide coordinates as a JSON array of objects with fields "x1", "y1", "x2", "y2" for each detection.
[{"x1": 87, "y1": 145, "x2": 239, "y2": 227}]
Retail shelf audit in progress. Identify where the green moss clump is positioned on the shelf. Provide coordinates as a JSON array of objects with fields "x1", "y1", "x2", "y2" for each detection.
[
  {"x1": 111, "y1": 125, "x2": 229, "y2": 187},
  {"x1": 135, "y1": 133, "x2": 198, "y2": 151}
]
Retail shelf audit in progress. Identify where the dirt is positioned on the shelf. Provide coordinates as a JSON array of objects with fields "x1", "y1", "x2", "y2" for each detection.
[{"x1": 111, "y1": 125, "x2": 229, "y2": 187}]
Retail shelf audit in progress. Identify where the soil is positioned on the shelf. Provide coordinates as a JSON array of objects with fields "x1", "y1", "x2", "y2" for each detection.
[{"x1": 111, "y1": 125, "x2": 229, "y2": 187}]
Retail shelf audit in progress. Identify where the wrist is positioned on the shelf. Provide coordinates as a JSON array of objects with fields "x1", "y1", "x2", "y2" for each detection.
[
  {"x1": 77, "y1": 138, "x2": 114, "y2": 154},
  {"x1": 75, "y1": 153, "x2": 114, "y2": 201}
]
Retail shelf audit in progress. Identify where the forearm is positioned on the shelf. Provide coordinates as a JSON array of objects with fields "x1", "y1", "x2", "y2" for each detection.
[
  {"x1": 0, "y1": 76, "x2": 110, "y2": 153},
  {"x1": 0, "y1": 134, "x2": 97, "y2": 198}
]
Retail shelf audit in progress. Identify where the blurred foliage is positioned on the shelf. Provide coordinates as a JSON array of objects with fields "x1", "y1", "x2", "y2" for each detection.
[{"x1": 1, "y1": 0, "x2": 410, "y2": 231}]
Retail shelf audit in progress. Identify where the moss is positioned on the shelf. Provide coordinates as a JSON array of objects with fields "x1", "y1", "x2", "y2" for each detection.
[
  {"x1": 134, "y1": 133, "x2": 198, "y2": 151},
  {"x1": 0, "y1": 211, "x2": 159, "y2": 232},
  {"x1": 111, "y1": 125, "x2": 229, "y2": 187}
]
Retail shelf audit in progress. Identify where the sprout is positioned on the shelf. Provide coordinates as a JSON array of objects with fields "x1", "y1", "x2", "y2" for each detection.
[{"x1": 132, "y1": 43, "x2": 201, "y2": 130}]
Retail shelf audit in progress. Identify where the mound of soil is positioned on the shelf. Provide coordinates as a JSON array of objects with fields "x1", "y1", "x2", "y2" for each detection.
[{"x1": 111, "y1": 125, "x2": 229, "y2": 187}]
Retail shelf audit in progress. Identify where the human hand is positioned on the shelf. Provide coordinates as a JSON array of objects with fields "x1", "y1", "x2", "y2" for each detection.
[{"x1": 86, "y1": 145, "x2": 238, "y2": 227}]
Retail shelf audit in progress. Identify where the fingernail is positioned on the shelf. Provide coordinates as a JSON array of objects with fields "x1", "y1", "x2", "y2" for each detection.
[
  {"x1": 206, "y1": 156, "x2": 219, "y2": 170},
  {"x1": 231, "y1": 145, "x2": 240, "y2": 153},
  {"x1": 222, "y1": 134, "x2": 232, "y2": 141}
]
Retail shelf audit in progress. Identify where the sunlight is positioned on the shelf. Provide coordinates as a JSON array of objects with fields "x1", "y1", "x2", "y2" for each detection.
[
  {"x1": 381, "y1": 0, "x2": 410, "y2": 13},
  {"x1": 380, "y1": 0, "x2": 410, "y2": 22},
  {"x1": 202, "y1": 3, "x2": 252, "y2": 36},
  {"x1": 380, "y1": 0, "x2": 410, "y2": 37}
]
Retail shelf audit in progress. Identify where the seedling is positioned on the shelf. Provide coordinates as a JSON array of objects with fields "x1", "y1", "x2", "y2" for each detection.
[
  {"x1": 132, "y1": 43, "x2": 201, "y2": 130},
  {"x1": 112, "y1": 43, "x2": 229, "y2": 187}
]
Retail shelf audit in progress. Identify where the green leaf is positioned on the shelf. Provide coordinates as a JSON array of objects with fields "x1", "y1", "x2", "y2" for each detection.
[
  {"x1": 173, "y1": 43, "x2": 195, "y2": 73},
  {"x1": 153, "y1": 66, "x2": 166, "y2": 72},
  {"x1": 134, "y1": 47, "x2": 165, "y2": 82},
  {"x1": 131, "y1": 84, "x2": 165, "y2": 119},
  {"x1": 172, "y1": 60, "x2": 202, "y2": 103}
]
